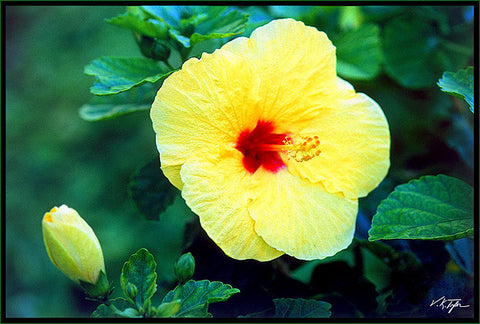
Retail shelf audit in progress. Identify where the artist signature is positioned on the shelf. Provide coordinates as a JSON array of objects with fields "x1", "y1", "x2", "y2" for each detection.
[{"x1": 430, "y1": 296, "x2": 470, "y2": 314}]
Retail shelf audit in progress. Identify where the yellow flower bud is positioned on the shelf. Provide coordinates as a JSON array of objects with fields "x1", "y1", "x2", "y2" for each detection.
[{"x1": 42, "y1": 205, "x2": 105, "y2": 285}]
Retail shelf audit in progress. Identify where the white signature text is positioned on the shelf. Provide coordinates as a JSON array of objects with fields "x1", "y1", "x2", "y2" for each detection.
[{"x1": 430, "y1": 296, "x2": 470, "y2": 314}]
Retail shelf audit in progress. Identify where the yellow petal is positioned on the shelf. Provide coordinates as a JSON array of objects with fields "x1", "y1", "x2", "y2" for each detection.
[
  {"x1": 248, "y1": 168, "x2": 358, "y2": 260},
  {"x1": 151, "y1": 49, "x2": 262, "y2": 188},
  {"x1": 287, "y1": 77, "x2": 391, "y2": 198},
  {"x1": 160, "y1": 162, "x2": 183, "y2": 190},
  {"x1": 179, "y1": 146, "x2": 284, "y2": 261},
  {"x1": 221, "y1": 18, "x2": 338, "y2": 133}
]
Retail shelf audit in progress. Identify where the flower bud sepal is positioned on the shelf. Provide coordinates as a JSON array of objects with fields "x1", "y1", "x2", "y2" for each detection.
[
  {"x1": 79, "y1": 270, "x2": 113, "y2": 301},
  {"x1": 174, "y1": 252, "x2": 195, "y2": 284}
]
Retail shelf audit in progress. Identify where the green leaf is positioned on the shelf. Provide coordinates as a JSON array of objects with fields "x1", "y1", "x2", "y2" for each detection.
[
  {"x1": 384, "y1": 16, "x2": 438, "y2": 88},
  {"x1": 189, "y1": 7, "x2": 249, "y2": 47},
  {"x1": 91, "y1": 298, "x2": 132, "y2": 318},
  {"x1": 85, "y1": 57, "x2": 173, "y2": 95},
  {"x1": 335, "y1": 24, "x2": 382, "y2": 80},
  {"x1": 79, "y1": 83, "x2": 157, "y2": 121},
  {"x1": 154, "y1": 300, "x2": 182, "y2": 317},
  {"x1": 128, "y1": 159, "x2": 178, "y2": 221},
  {"x1": 120, "y1": 248, "x2": 157, "y2": 308},
  {"x1": 384, "y1": 14, "x2": 472, "y2": 88},
  {"x1": 106, "y1": 12, "x2": 168, "y2": 39},
  {"x1": 141, "y1": 6, "x2": 183, "y2": 29},
  {"x1": 162, "y1": 279, "x2": 240, "y2": 317},
  {"x1": 273, "y1": 298, "x2": 332, "y2": 318},
  {"x1": 142, "y1": 6, "x2": 248, "y2": 48},
  {"x1": 168, "y1": 29, "x2": 191, "y2": 48},
  {"x1": 437, "y1": 66, "x2": 474, "y2": 112},
  {"x1": 369, "y1": 174, "x2": 474, "y2": 241}
]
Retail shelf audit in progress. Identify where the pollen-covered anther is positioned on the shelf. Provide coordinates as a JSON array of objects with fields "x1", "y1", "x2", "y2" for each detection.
[{"x1": 283, "y1": 135, "x2": 321, "y2": 162}]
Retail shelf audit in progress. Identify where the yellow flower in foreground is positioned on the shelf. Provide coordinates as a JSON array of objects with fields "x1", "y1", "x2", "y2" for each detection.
[
  {"x1": 151, "y1": 19, "x2": 390, "y2": 261},
  {"x1": 42, "y1": 205, "x2": 105, "y2": 284}
]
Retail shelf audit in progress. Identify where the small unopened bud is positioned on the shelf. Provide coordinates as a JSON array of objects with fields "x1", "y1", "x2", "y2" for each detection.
[
  {"x1": 42, "y1": 205, "x2": 111, "y2": 298},
  {"x1": 174, "y1": 252, "x2": 195, "y2": 284},
  {"x1": 135, "y1": 34, "x2": 171, "y2": 61},
  {"x1": 126, "y1": 282, "x2": 138, "y2": 301},
  {"x1": 42, "y1": 205, "x2": 105, "y2": 285}
]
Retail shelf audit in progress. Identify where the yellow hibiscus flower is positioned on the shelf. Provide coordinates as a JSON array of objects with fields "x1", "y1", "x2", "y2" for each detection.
[{"x1": 150, "y1": 18, "x2": 390, "y2": 261}]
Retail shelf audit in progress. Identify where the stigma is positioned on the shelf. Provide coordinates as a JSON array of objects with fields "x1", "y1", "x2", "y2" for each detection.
[{"x1": 236, "y1": 121, "x2": 321, "y2": 174}]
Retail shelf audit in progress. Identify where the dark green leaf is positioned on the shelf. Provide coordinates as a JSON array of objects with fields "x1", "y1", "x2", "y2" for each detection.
[
  {"x1": 162, "y1": 279, "x2": 240, "y2": 317},
  {"x1": 359, "y1": 243, "x2": 394, "y2": 294},
  {"x1": 361, "y1": 6, "x2": 407, "y2": 20},
  {"x1": 91, "y1": 298, "x2": 132, "y2": 318},
  {"x1": 273, "y1": 298, "x2": 332, "y2": 318},
  {"x1": 444, "y1": 114, "x2": 474, "y2": 169},
  {"x1": 356, "y1": 239, "x2": 430, "y2": 316},
  {"x1": 369, "y1": 174, "x2": 474, "y2": 241},
  {"x1": 445, "y1": 238, "x2": 474, "y2": 277},
  {"x1": 357, "y1": 240, "x2": 421, "y2": 292},
  {"x1": 85, "y1": 57, "x2": 173, "y2": 95},
  {"x1": 240, "y1": 298, "x2": 331, "y2": 318},
  {"x1": 106, "y1": 12, "x2": 168, "y2": 39},
  {"x1": 79, "y1": 83, "x2": 157, "y2": 121},
  {"x1": 384, "y1": 17, "x2": 438, "y2": 88},
  {"x1": 120, "y1": 248, "x2": 157, "y2": 308},
  {"x1": 129, "y1": 159, "x2": 178, "y2": 221},
  {"x1": 384, "y1": 15, "x2": 472, "y2": 88},
  {"x1": 437, "y1": 66, "x2": 474, "y2": 112},
  {"x1": 335, "y1": 24, "x2": 382, "y2": 80}
]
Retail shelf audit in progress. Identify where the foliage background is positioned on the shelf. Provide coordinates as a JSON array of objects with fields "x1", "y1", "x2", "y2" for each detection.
[
  {"x1": 5, "y1": 6, "x2": 186, "y2": 317},
  {"x1": 4, "y1": 5, "x2": 475, "y2": 318}
]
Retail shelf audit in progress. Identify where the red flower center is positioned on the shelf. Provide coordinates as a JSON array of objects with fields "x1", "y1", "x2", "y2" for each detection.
[{"x1": 235, "y1": 121, "x2": 287, "y2": 174}]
